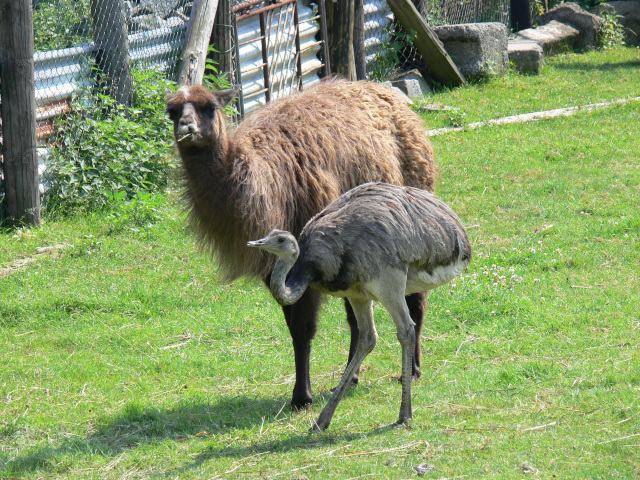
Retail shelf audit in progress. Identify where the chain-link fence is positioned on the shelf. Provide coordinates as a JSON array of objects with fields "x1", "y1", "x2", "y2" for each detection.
[{"x1": 1, "y1": 0, "x2": 517, "y2": 212}]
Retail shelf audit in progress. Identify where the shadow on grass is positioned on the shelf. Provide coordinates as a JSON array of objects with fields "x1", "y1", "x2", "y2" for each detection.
[
  {"x1": 1, "y1": 387, "x2": 390, "y2": 477},
  {"x1": 1, "y1": 394, "x2": 296, "y2": 476}
]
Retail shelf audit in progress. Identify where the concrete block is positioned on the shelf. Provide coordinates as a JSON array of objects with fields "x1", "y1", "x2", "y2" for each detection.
[
  {"x1": 433, "y1": 22, "x2": 509, "y2": 78},
  {"x1": 508, "y1": 37, "x2": 545, "y2": 74}
]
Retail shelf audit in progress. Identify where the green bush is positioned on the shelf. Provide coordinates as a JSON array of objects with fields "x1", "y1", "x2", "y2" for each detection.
[{"x1": 43, "y1": 68, "x2": 177, "y2": 216}]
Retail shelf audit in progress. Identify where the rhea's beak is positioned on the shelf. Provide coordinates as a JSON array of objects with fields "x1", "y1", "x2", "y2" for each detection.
[{"x1": 247, "y1": 238, "x2": 266, "y2": 248}]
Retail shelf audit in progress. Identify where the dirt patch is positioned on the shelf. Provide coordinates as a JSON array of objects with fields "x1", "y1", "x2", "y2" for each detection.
[{"x1": 0, "y1": 244, "x2": 69, "y2": 277}]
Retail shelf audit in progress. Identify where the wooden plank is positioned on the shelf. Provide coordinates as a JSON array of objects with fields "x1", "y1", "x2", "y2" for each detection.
[
  {"x1": 178, "y1": 0, "x2": 220, "y2": 86},
  {"x1": 387, "y1": 0, "x2": 465, "y2": 86},
  {"x1": 0, "y1": 0, "x2": 40, "y2": 226}
]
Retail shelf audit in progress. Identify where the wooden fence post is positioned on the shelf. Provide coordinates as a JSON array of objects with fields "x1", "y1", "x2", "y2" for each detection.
[
  {"x1": 178, "y1": 0, "x2": 220, "y2": 86},
  {"x1": 0, "y1": 0, "x2": 41, "y2": 226},
  {"x1": 353, "y1": 0, "x2": 367, "y2": 80},
  {"x1": 511, "y1": 0, "x2": 533, "y2": 31},
  {"x1": 327, "y1": 0, "x2": 356, "y2": 80},
  {"x1": 209, "y1": 0, "x2": 233, "y2": 83}
]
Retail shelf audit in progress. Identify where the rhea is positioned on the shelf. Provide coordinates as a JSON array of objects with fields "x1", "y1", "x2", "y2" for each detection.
[{"x1": 248, "y1": 182, "x2": 472, "y2": 431}]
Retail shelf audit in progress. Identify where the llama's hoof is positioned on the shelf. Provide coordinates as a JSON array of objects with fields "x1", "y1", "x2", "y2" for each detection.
[
  {"x1": 291, "y1": 401, "x2": 312, "y2": 413},
  {"x1": 291, "y1": 391, "x2": 313, "y2": 412}
]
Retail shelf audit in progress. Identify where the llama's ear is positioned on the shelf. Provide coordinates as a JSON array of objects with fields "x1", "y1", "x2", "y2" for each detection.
[
  {"x1": 165, "y1": 89, "x2": 174, "y2": 101},
  {"x1": 216, "y1": 87, "x2": 241, "y2": 108}
]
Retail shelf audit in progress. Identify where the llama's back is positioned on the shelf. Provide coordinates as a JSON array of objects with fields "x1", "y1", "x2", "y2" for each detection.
[{"x1": 226, "y1": 79, "x2": 437, "y2": 281}]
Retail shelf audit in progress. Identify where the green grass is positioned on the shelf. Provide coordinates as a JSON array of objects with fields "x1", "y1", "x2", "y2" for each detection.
[
  {"x1": 1, "y1": 46, "x2": 639, "y2": 479},
  {"x1": 419, "y1": 46, "x2": 640, "y2": 128}
]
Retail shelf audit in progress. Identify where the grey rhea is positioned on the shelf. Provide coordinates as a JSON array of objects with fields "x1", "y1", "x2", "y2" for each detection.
[{"x1": 247, "y1": 182, "x2": 472, "y2": 431}]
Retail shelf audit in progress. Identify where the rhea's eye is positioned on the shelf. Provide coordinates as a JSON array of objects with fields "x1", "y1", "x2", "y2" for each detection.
[{"x1": 278, "y1": 237, "x2": 285, "y2": 244}]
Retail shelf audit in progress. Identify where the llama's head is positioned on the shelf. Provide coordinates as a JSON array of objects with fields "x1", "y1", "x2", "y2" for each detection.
[{"x1": 166, "y1": 85, "x2": 239, "y2": 150}]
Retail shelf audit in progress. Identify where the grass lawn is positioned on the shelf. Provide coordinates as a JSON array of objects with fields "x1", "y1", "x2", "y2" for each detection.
[{"x1": 1, "y1": 46, "x2": 639, "y2": 479}]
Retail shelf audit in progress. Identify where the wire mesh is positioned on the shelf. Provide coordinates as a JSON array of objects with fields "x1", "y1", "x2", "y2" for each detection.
[
  {"x1": 32, "y1": 0, "x2": 189, "y2": 145},
  {"x1": 1, "y1": 0, "x2": 515, "y2": 206}
]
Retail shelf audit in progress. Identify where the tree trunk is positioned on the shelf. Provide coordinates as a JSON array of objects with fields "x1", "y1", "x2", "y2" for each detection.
[
  {"x1": 178, "y1": 0, "x2": 220, "y2": 86},
  {"x1": 209, "y1": 0, "x2": 232, "y2": 84},
  {"x1": 90, "y1": 0, "x2": 134, "y2": 106},
  {"x1": 327, "y1": 0, "x2": 356, "y2": 81},
  {"x1": 0, "y1": 0, "x2": 40, "y2": 226},
  {"x1": 353, "y1": 0, "x2": 366, "y2": 80}
]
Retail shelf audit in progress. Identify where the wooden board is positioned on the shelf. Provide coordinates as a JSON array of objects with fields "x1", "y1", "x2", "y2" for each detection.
[{"x1": 388, "y1": 0, "x2": 466, "y2": 86}]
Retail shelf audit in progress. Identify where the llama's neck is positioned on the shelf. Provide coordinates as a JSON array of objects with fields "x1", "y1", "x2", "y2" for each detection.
[
  {"x1": 179, "y1": 116, "x2": 241, "y2": 264},
  {"x1": 269, "y1": 251, "x2": 309, "y2": 305},
  {"x1": 180, "y1": 127, "x2": 233, "y2": 223}
]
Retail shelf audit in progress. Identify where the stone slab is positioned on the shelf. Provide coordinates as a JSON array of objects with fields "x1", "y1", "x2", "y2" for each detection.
[
  {"x1": 536, "y1": 1, "x2": 603, "y2": 50},
  {"x1": 517, "y1": 20, "x2": 581, "y2": 54},
  {"x1": 594, "y1": 1, "x2": 640, "y2": 46}
]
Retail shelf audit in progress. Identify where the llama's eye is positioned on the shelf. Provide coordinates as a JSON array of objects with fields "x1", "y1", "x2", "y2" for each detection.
[
  {"x1": 167, "y1": 107, "x2": 180, "y2": 120},
  {"x1": 206, "y1": 105, "x2": 217, "y2": 115}
]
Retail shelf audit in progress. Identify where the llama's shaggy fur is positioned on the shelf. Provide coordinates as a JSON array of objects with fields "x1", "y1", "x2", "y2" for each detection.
[
  {"x1": 168, "y1": 78, "x2": 436, "y2": 281},
  {"x1": 167, "y1": 77, "x2": 436, "y2": 408}
]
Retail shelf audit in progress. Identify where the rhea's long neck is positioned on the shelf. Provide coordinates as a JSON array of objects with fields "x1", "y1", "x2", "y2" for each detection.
[{"x1": 269, "y1": 252, "x2": 310, "y2": 306}]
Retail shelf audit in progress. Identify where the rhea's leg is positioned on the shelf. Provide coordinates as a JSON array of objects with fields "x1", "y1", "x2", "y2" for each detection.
[
  {"x1": 282, "y1": 288, "x2": 321, "y2": 411},
  {"x1": 379, "y1": 286, "x2": 415, "y2": 426},
  {"x1": 406, "y1": 292, "x2": 427, "y2": 380},
  {"x1": 312, "y1": 299, "x2": 377, "y2": 432}
]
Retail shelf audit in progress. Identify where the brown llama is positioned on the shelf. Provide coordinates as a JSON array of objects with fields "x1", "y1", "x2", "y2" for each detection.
[{"x1": 166, "y1": 77, "x2": 437, "y2": 410}]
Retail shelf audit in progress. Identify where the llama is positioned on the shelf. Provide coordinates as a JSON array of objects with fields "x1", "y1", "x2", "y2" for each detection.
[
  {"x1": 248, "y1": 182, "x2": 472, "y2": 430},
  {"x1": 166, "y1": 78, "x2": 437, "y2": 410}
]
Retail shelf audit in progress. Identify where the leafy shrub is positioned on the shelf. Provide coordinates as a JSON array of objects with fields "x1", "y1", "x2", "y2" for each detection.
[
  {"x1": 43, "y1": 68, "x2": 177, "y2": 215},
  {"x1": 368, "y1": 28, "x2": 417, "y2": 82},
  {"x1": 598, "y1": 10, "x2": 626, "y2": 49},
  {"x1": 33, "y1": 0, "x2": 92, "y2": 52}
]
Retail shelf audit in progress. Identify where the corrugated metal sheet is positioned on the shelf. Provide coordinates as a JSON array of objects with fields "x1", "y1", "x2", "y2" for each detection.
[
  {"x1": 31, "y1": 2, "x2": 323, "y2": 129},
  {"x1": 34, "y1": 17, "x2": 186, "y2": 128},
  {"x1": 236, "y1": 0, "x2": 322, "y2": 114}
]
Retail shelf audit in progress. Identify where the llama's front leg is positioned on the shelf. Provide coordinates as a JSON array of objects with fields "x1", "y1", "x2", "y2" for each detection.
[
  {"x1": 312, "y1": 299, "x2": 377, "y2": 432},
  {"x1": 282, "y1": 288, "x2": 321, "y2": 411}
]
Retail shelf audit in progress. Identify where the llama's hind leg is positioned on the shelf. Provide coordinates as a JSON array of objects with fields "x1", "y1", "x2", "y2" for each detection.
[
  {"x1": 282, "y1": 288, "x2": 322, "y2": 411},
  {"x1": 342, "y1": 299, "x2": 361, "y2": 386},
  {"x1": 312, "y1": 299, "x2": 377, "y2": 432},
  {"x1": 406, "y1": 292, "x2": 427, "y2": 381}
]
